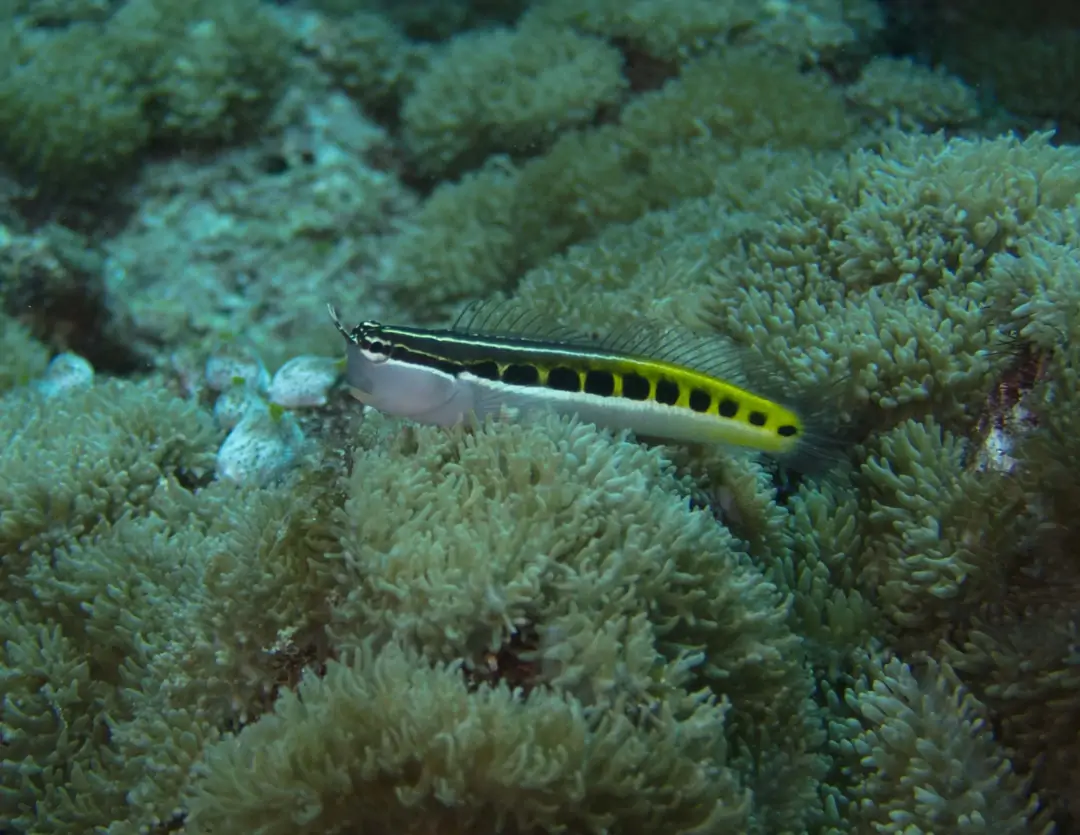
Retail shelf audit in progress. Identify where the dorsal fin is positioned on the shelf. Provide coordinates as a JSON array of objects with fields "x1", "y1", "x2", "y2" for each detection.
[
  {"x1": 595, "y1": 322, "x2": 749, "y2": 385},
  {"x1": 448, "y1": 298, "x2": 750, "y2": 384},
  {"x1": 450, "y1": 299, "x2": 599, "y2": 345}
]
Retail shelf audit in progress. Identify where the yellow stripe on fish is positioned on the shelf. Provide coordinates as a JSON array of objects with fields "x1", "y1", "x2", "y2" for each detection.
[{"x1": 328, "y1": 301, "x2": 836, "y2": 471}]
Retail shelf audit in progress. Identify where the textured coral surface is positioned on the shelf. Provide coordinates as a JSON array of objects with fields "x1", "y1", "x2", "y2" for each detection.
[{"x1": 1, "y1": 1, "x2": 1079, "y2": 834}]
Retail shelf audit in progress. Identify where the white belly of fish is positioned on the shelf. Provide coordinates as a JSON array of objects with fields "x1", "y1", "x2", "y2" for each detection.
[{"x1": 348, "y1": 348, "x2": 758, "y2": 448}]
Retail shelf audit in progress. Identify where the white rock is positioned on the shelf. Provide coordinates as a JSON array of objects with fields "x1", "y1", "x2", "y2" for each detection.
[
  {"x1": 216, "y1": 402, "x2": 305, "y2": 485},
  {"x1": 213, "y1": 385, "x2": 265, "y2": 430},
  {"x1": 269, "y1": 355, "x2": 340, "y2": 407},
  {"x1": 36, "y1": 352, "x2": 94, "y2": 397},
  {"x1": 205, "y1": 347, "x2": 270, "y2": 394}
]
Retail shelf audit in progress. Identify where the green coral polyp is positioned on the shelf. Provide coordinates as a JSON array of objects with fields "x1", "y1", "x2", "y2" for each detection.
[
  {"x1": 3, "y1": 0, "x2": 1079, "y2": 829},
  {"x1": 185, "y1": 640, "x2": 751, "y2": 834},
  {"x1": 0, "y1": 0, "x2": 289, "y2": 190}
]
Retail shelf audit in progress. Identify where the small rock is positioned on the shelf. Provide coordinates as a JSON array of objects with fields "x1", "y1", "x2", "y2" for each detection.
[
  {"x1": 213, "y1": 385, "x2": 265, "y2": 430},
  {"x1": 205, "y1": 346, "x2": 270, "y2": 394},
  {"x1": 36, "y1": 352, "x2": 94, "y2": 397},
  {"x1": 269, "y1": 354, "x2": 340, "y2": 407},
  {"x1": 216, "y1": 401, "x2": 305, "y2": 486}
]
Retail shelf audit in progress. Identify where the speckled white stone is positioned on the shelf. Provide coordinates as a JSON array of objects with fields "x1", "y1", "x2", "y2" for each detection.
[
  {"x1": 213, "y1": 385, "x2": 265, "y2": 430},
  {"x1": 36, "y1": 352, "x2": 94, "y2": 398},
  {"x1": 269, "y1": 355, "x2": 340, "y2": 407},
  {"x1": 205, "y1": 347, "x2": 270, "y2": 394},
  {"x1": 216, "y1": 402, "x2": 305, "y2": 485}
]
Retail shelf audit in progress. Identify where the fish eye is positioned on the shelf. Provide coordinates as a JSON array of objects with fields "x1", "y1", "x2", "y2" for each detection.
[
  {"x1": 357, "y1": 321, "x2": 392, "y2": 359},
  {"x1": 359, "y1": 337, "x2": 391, "y2": 362}
]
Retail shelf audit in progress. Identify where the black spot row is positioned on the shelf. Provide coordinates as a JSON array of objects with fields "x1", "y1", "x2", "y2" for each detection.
[
  {"x1": 470, "y1": 360, "x2": 500, "y2": 380},
  {"x1": 548, "y1": 367, "x2": 580, "y2": 392},
  {"x1": 393, "y1": 349, "x2": 799, "y2": 439},
  {"x1": 689, "y1": 389, "x2": 710, "y2": 413},
  {"x1": 584, "y1": 370, "x2": 615, "y2": 397},
  {"x1": 655, "y1": 379, "x2": 679, "y2": 406},
  {"x1": 622, "y1": 373, "x2": 650, "y2": 400},
  {"x1": 503, "y1": 364, "x2": 539, "y2": 386}
]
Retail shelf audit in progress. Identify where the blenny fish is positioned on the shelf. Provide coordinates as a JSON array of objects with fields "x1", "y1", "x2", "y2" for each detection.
[{"x1": 329, "y1": 301, "x2": 835, "y2": 471}]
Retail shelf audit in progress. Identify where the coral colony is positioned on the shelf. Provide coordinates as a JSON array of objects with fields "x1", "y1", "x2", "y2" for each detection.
[{"x1": 2, "y1": 1, "x2": 1078, "y2": 833}]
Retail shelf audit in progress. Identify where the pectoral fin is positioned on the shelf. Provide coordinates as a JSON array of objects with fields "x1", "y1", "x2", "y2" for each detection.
[{"x1": 346, "y1": 385, "x2": 376, "y2": 404}]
